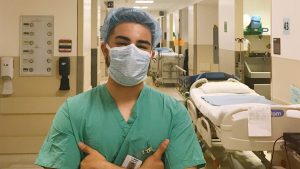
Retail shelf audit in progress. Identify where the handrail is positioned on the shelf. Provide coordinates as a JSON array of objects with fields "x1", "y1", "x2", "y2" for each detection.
[{"x1": 174, "y1": 65, "x2": 186, "y2": 74}]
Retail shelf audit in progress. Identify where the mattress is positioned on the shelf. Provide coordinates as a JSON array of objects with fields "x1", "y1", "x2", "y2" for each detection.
[
  {"x1": 159, "y1": 52, "x2": 181, "y2": 57},
  {"x1": 190, "y1": 88, "x2": 264, "y2": 126},
  {"x1": 191, "y1": 88, "x2": 300, "y2": 127}
]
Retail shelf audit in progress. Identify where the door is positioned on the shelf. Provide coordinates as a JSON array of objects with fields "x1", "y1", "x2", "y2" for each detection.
[{"x1": 213, "y1": 25, "x2": 219, "y2": 64}]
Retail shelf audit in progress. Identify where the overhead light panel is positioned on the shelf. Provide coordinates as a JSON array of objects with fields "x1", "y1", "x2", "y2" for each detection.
[
  {"x1": 135, "y1": 0, "x2": 154, "y2": 4},
  {"x1": 133, "y1": 6, "x2": 149, "y2": 9}
]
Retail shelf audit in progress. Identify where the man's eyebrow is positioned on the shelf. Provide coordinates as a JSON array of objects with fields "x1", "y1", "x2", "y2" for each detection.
[
  {"x1": 136, "y1": 40, "x2": 151, "y2": 46},
  {"x1": 114, "y1": 35, "x2": 130, "y2": 41},
  {"x1": 114, "y1": 35, "x2": 151, "y2": 46}
]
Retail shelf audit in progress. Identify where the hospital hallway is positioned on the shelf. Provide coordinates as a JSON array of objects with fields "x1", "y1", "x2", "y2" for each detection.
[
  {"x1": 0, "y1": 78, "x2": 270, "y2": 169},
  {"x1": 1, "y1": 0, "x2": 300, "y2": 168},
  {"x1": 0, "y1": 77, "x2": 268, "y2": 169}
]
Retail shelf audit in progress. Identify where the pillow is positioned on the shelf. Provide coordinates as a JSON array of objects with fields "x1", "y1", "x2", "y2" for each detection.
[{"x1": 200, "y1": 80, "x2": 253, "y2": 94}]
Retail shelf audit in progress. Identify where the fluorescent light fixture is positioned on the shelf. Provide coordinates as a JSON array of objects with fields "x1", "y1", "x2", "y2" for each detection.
[
  {"x1": 135, "y1": 0, "x2": 154, "y2": 4},
  {"x1": 133, "y1": 6, "x2": 149, "y2": 9}
]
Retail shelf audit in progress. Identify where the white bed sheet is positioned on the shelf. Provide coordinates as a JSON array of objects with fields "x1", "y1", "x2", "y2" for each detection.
[
  {"x1": 159, "y1": 52, "x2": 181, "y2": 57},
  {"x1": 190, "y1": 88, "x2": 261, "y2": 126}
]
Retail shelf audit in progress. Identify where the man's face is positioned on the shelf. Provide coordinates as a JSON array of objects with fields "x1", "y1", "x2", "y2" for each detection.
[{"x1": 101, "y1": 22, "x2": 153, "y2": 66}]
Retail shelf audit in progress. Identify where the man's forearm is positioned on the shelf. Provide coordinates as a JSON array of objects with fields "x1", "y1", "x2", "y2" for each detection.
[
  {"x1": 105, "y1": 162, "x2": 126, "y2": 169},
  {"x1": 44, "y1": 164, "x2": 126, "y2": 169},
  {"x1": 44, "y1": 164, "x2": 125, "y2": 169}
]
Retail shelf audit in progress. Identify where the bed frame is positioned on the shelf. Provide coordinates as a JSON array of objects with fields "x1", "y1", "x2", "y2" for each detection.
[
  {"x1": 187, "y1": 99, "x2": 300, "y2": 151},
  {"x1": 186, "y1": 79, "x2": 300, "y2": 168}
]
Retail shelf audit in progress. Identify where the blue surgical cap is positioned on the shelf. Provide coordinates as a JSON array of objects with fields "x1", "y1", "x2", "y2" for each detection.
[{"x1": 100, "y1": 7, "x2": 161, "y2": 48}]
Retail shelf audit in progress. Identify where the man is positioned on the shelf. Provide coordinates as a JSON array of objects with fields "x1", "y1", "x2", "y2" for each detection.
[{"x1": 35, "y1": 7, "x2": 206, "y2": 169}]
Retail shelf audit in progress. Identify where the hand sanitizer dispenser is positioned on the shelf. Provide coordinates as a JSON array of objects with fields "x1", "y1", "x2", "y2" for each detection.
[
  {"x1": 1, "y1": 57, "x2": 14, "y2": 95},
  {"x1": 59, "y1": 57, "x2": 70, "y2": 90}
]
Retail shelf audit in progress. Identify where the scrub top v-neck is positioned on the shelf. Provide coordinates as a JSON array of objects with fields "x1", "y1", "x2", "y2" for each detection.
[
  {"x1": 35, "y1": 84, "x2": 206, "y2": 169},
  {"x1": 103, "y1": 84, "x2": 141, "y2": 136}
]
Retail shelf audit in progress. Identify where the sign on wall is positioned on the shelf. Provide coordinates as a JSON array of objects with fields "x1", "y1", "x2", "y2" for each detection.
[
  {"x1": 59, "y1": 39, "x2": 72, "y2": 52},
  {"x1": 20, "y1": 16, "x2": 54, "y2": 76},
  {"x1": 283, "y1": 18, "x2": 290, "y2": 35},
  {"x1": 106, "y1": 1, "x2": 114, "y2": 8},
  {"x1": 224, "y1": 21, "x2": 228, "y2": 33}
]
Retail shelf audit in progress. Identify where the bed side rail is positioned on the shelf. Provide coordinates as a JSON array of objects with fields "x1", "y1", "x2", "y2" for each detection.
[
  {"x1": 186, "y1": 99, "x2": 198, "y2": 124},
  {"x1": 196, "y1": 117, "x2": 213, "y2": 147},
  {"x1": 219, "y1": 105, "x2": 300, "y2": 151},
  {"x1": 221, "y1": 105, "x2": 300, "y2": 127}
]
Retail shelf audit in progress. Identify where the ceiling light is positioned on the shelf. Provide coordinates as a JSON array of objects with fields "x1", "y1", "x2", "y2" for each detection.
[
  {"x1": 135, "y1": 0, "x2": 154, "y2": 4},
  {"x1": 133, "y1": 6, "x2": 149, "y2": 9}
]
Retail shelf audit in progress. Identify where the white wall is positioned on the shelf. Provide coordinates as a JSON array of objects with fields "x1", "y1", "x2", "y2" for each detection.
[
  {"x1": 180, "y1": 7, "x2": 189, "y2": 45},
  {"x1": 188, "y1": 5, "x2": 195, "y2": 45},
  {"x1": 173, "y1": 10, "x2": 179, "y2": 53},
  {"x1": 99, "y1": 6, "x2": 108, "y2": 80},
  {"x1": 0, "y1": 0, "x2": 78, "y2": 97},
  {"x1": 0, "y1": 0, "x2": 77, "y2": 57},
  {"x1": 160, "y1": 16, "x2": 167, "y2": 46},
  {"x1": 272, "y1": 0, "x2": 300, "y2": 61},
  {"x1": 91, "y1": 0, "x2": 98, "y2": 49},
  {"x1": 218, "y1": 0, "x2": 243, "y2": 75},
  {"x1": 196, "y1": 3, "x2": 218, "y2": 45},
  {"x1": 173, "y1": 10, "x2": 179, "y2": 38},
  {"x1": 271, "y1": 0, "x2": 300, "y2": 104},
  {"x1": 0, "y1": 0, "x2": 78, "y2": 164},
  {"x1": 219, "y1": 0, "x2": 235, "y2": 50},
  {"x1": 77, "y1": 0, "x2": 92, "y2": 91},
  {"x1": 187, "y1": 5, "x2": 195, "y2": 75},
  {"x1": 218, "y1": 0, "x2": 243, "y2": 50},
  {"x1": 83, "y1": 0, "x2": 92, "y2": 90},
  {"x1": 147, "y1": 10, "x2": 160, "y2": 19}
]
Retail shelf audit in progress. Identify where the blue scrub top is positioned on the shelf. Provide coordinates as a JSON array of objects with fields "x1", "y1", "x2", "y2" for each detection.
[{"x1": 35, "y1": 84, "x2": 206, "y2": 169}]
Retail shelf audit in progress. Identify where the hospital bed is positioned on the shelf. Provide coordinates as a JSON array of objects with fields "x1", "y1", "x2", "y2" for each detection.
[
  {"x1": 149, "y1": 47, "x2": 184, "y2": 87},
  {"x1": 177, "y1": 72, "x2": 238, "y2": 96},
  {"x1": 186, "y1": 78, "x2": 300, "y2": 168}
]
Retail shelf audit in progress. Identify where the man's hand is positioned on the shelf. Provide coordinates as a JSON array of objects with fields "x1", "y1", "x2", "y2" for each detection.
[
  {"x1": 79, "y1": 142, "x2": 125, "y2": 169},
  {"x1": 79, "y1": 142, "x2": 109, "y2": 169},
  {"x1": 140, "y1": 139, "x2": 169, "y2": 169}
]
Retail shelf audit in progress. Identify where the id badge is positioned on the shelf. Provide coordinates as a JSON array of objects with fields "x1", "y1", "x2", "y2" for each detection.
[{"x1": 121, "y1": 155, "x2": 143, "y2": 169}]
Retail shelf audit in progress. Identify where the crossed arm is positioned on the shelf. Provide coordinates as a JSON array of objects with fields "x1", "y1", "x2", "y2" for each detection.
[{"x1": 44, "y1": 140, "x2": 197, "y2": 169}]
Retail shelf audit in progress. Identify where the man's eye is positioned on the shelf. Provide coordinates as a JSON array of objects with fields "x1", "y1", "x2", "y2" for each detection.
[
  {"x1": 137, "y1": 45, "x2": 150, "y2": 50},
  {"x1": 116, "y1": 42, "x2": 129, "y2": 46}
]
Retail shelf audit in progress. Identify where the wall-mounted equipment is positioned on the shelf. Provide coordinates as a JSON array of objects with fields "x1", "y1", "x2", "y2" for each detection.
[
  {"x1": 273, "y1": 38, "x2": 281, "y2": 55},
  {"x1": 213, "y1": 25, "x2": 219, "y2": 64},
  {"x1": 59, "y1": 57, "x2": 70, "y2": 90},
  {"x1": 290, "y1": 85, "x2": 300, "y2": 104},
  {"x1": 244, "y1": 16, "x2": 269, "y2": 35},
  {"x1": 1, "y1": 57, "x2": 14, "y2": 95},
  {"x1": 59, "y1": 39, "x2": 72, "y2": 53},
  {"x1": 20, "y1": 16, "x2": 54, "y2": 76}
]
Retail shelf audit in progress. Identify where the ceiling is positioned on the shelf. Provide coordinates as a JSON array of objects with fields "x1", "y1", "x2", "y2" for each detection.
[{"x1": 101, "y1": 0, "x2": 218, "y2": 13}]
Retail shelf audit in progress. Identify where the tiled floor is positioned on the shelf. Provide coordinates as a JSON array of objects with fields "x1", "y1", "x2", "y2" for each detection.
[{"x1": 144, "y1": 77, "x2": 186, "y2": 103}]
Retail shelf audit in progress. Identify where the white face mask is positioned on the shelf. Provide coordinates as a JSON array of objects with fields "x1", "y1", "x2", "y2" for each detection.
[{"x1": 106, "y1": 44, "x2": 151, "y2": 86}]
